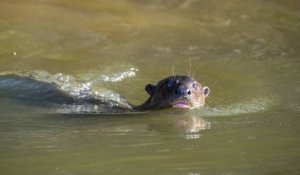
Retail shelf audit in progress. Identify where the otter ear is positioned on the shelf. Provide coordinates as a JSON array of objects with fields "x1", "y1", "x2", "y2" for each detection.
[
  {"x1": 203, "y1": 86, "x2": 210, "y2": 97},
  {"x1": 145, "y1": 84, "x2": 156, "y2": 96}
]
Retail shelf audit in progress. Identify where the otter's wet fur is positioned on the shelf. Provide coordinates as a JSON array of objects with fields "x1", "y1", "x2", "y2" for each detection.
[{"x1": 135, "y1": 75, "x2": 209, "y2": 110}]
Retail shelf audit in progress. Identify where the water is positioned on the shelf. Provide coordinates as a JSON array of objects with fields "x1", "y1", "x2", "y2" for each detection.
[{"x1": 0, "y1": 0, "x2": 299, "y2": 174}]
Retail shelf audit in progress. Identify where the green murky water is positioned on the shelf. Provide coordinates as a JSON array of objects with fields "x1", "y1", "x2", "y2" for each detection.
[{"x1": 0, "y1": 0, "x2": 299, "y2": 174}]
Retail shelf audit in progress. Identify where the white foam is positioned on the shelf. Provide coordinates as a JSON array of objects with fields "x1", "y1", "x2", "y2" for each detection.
[{"x1": 200, "y1": 97, "x2": 274, "y2": 117}]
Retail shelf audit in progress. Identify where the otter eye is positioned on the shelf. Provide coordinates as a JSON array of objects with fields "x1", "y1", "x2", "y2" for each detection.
[
  {"x1": 192, "y1": 83, "x2": 198, "y2": 89},
  {"x1": 165, "y1": 80, "x2": 175, "y2": 90}
]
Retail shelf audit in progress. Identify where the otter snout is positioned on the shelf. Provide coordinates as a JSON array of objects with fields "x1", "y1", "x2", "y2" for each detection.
[{"x1": 175, "y1": 86, "x2": 192, "y2": 96}]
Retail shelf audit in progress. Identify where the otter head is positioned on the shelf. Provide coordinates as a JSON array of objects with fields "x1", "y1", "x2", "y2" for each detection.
[{"x1": 139, "y1": 75, "x2": 210, "y2": 110}]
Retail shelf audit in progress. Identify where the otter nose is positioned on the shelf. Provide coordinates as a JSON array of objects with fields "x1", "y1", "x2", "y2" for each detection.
[{"x1": 175, "y1": 87, "x2": 191, "y2": 96}]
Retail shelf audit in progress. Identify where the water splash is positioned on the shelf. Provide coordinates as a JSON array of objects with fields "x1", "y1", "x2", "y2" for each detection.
[
  {"x1": 99, "y1": 67, "x2": 138, "y2": 82},
  {"x1": 0, "y1": 66, "x2": 138, "y2": 110}
]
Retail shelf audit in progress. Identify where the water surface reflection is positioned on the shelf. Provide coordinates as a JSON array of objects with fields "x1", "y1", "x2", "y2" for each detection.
[{"x1": 0, "y1": 0, "x2": 299, "y2": 174}]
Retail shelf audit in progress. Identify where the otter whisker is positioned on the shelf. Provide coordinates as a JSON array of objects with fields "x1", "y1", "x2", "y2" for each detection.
[
  {"x1": 191, "y1": 72, "x2": 196, "y2": 79},
  {"x1": 171, "y1": 63, "x2": 175, "y2": 76},
  {"x1": 188, "y1": 58, "x2": 192, "y2": 76}
]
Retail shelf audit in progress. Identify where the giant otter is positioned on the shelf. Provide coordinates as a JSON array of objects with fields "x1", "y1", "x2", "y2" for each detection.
[
  {"x1": 135, "y1": 75, "x2": 210, "y2": 110},
  {"x1": 0, "y1": 74, "x2": 209, "y2": 112}
]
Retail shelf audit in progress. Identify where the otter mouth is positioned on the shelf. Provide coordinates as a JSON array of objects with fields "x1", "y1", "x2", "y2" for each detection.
[{"x1": 173, "y1": 101, "x2": 191, "y2": 109}]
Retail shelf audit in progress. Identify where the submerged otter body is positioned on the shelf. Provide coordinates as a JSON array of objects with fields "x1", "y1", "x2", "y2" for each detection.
[
  {"x1": 135, "y1": 75, "x2": 210, "y2": 110},
  {"x1": 0, "y1": 75, "x2": 209, "y2": 112}
]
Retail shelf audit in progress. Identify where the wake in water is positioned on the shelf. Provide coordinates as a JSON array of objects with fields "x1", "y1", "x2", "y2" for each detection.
[
  {"x1": 0, "y1": 67, "x2": 273, "y2": 115},
  {"x1": 199, "y1": 97, "x2": 273, "y2": 117},
  {"x1": 0, "y1": 67, "x2": 138, "y2": 113}
]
